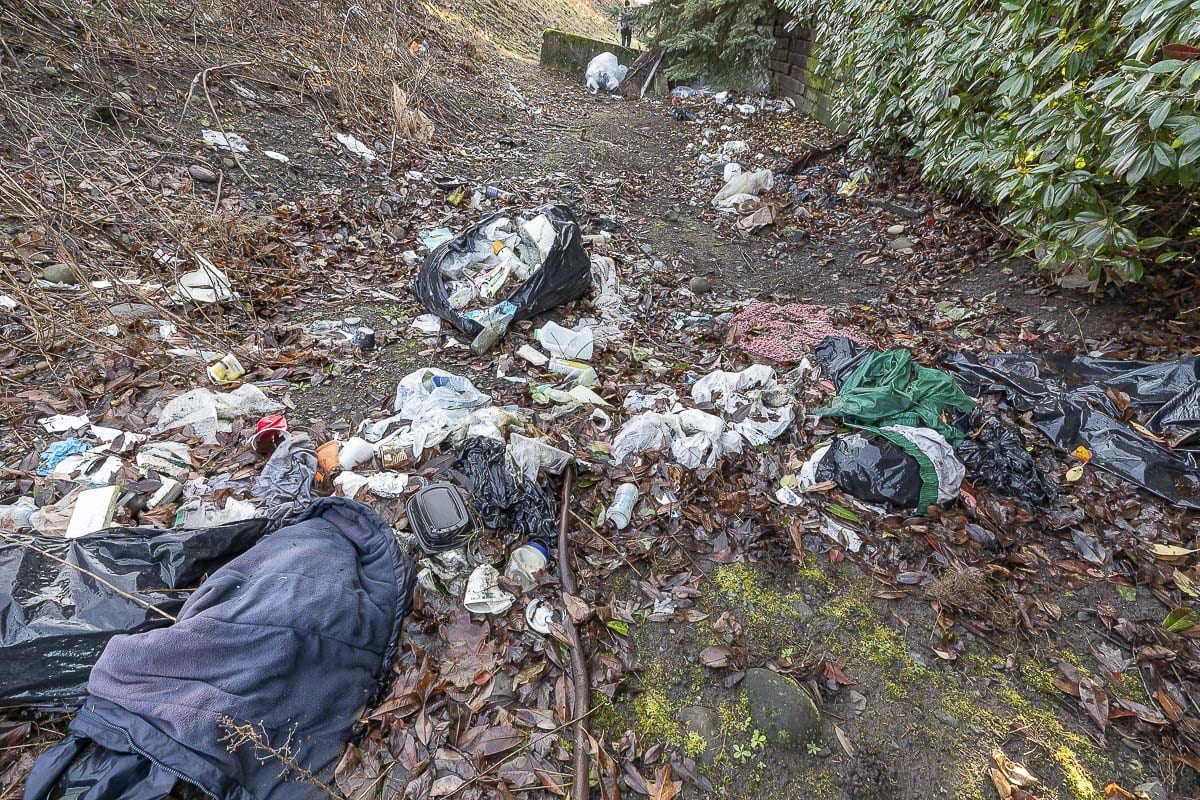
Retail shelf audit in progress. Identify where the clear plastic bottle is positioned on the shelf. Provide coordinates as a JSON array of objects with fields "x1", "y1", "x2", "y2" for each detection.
[{"x1": 607, "y1": 484, "x2": 638, "y2": 530}]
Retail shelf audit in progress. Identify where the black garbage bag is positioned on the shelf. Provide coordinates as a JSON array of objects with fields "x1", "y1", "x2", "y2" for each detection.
[
  {"x1": 947, "y1": 350, "x2": 1200, "y2": 508},
  {"x1": 454, "y1": 437, "x2": 557, "y2": 551},
  {"x1": 956, "y1": 411, "x2": 1056, "y2": 506},
  {"x1": 412, "y1": 205, "x2": 592, "y2": 336},
  {"x1": 813, "y1": 336, "x2": 871, "y2": 388},
  {"x1": 0, "y1": 518, "x2": 269, "y2": 708},
  {"x1": 814, "y1": 433, "x2": 925, "y2": 508},
  {"x1": 23, "y1": 498, "x2": 414, "y2": 800}
]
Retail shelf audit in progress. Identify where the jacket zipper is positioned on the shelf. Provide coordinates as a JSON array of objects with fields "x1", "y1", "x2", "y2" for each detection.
[{"x1": 78, "y1": 707, "x2": 219, "y2": 798}]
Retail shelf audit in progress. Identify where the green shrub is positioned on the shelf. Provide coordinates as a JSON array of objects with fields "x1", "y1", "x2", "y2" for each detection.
[
  {"x1": 777, "y1": 0, "x2": 1200, "y2": 283},
  {"x1": 635, "y1": 0, "x2": 776, "y2": 90}
]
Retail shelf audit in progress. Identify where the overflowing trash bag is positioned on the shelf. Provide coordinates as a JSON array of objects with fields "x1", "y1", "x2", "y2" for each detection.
[
  {"x1": 23, "y1": 498, "x2": 415, "y2": 800},
  {"x1": 454, "y1": 437, "x2": 557, "y2": 551},
  {"x1": 947, "y1": 351, "x2": 1200, "y2": 508},
  {"x1": 585, "y1": 52, "x2": 627, "y2": 93},
  {"x1": 412, "y1": 205, "x2": 591, "y2": 338},
  {"x1": 955, "y1": 411, "x2": 1056, "y2": 506},
  {"x1": 0, "y1": 518, "x2": 269, "y2": 707}
]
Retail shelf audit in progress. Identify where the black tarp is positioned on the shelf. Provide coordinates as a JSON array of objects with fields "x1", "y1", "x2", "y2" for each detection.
[
  {"x1": 947, "y1": 351, "x2": 1200, "y2": 508},
  {"x1": 0, "y1": 518, "x2": 269, "y2": 708}
]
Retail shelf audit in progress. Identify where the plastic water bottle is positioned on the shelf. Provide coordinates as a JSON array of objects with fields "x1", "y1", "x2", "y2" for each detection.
[{"x1": 607, "y1": 484, "x2": 638, "y2": 530}]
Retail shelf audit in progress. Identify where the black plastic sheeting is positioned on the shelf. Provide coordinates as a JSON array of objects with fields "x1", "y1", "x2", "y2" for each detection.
[
  {"x1": 814, "y1": 434, "x2": 924, "y2": 508},
  {"x1": 956, "y1": 411, "x2": 1056, "y2": 507},
  {"x1": 412, "y1": 204, "x2": 592, "y2": 336},
  {"x1": 0, "y1": 518, "x2": 268, "y2": 707},
  {"x1": 454, "y1": 437, "x2": 557, "y2": 551},
  {"x1": 947, "y1": 351, "x2": 1200, "y2": 508}
]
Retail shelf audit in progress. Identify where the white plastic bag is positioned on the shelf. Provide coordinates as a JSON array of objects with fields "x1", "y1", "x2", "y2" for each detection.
[
  {"x1": 883, "y1": 425, "x2": 966, "y2": 505},
  {"x1": 155, "y1": 385, "x2": 282, "y2": 444},
  {"x1": 586, "y1": 52, "x2": 627, "y2": 93},
  {"x1": 713, "y1": 169, "x2": 774, "y2": 208},
  {"x1": 537, "y1": 321, "x2": 594, "y2": 360}
]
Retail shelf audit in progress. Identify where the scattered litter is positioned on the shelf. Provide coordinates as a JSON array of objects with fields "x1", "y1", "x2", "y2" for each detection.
[
  {"x1": 504, "y1": 542, "x2": 548, "y2": 592},
  {"x1": 201, "y1": 129, "x2": 249, "y2": 152},
  {"x1": 606, "y1": 483, "x2": 638, "y2": 529},
  {"x1": 366, "y1": 471, "x2": 408, "y2": 498},
  {"x1": 206, "y1": 352, "x2": 245, "y2": 385},
  {"x1": 549, "y1": 357, "x2": 599, "y2": 387},
  {"x1": 408, "y1": 481, "x2": 475, "y2": 554},
  {"x1": 39, "y1": 414, "x2": 89, "y2": 433},
  {"x1": 155, "y1": 385, "x2": 283, "y2": 444},
  {"x1": 517, "y1": 344, "x2": 549, "y2": 366},
  {"x1": 169, "y1": 257, "x2": 234, "y2": 304},
  {"x1": 821, "y1": 515, "x2": 862, "y2": 553},
  {"x1": 334, "y1": 470, "x2": 370, "y2": 499},
  {"x1": 509, "y1": 433, "x2": 572, "y2": 481},
  {"x1": 463, "y1": 564, "x2": 514, "y2": 614},
  {"x1": 536, "y1": 321, "x2": 594, "y2": 360},
  {"x1": 263, "y1": 150, "x2": 290, "y2": 163},
  {"x1": 412, "y1": 314, "x2": 442, "y2": 334},
  {"x1": 525, "y1": 597, "x2": 554, "y2": 634},
  {"x1": 36, "y1": 438, "x2": 91, "y2": 476},
  {"x1": 335, "y1": 132, "x2": 376, "y2": 161},
  {"x1": 135, "y1": 441, "x2": 192, "y2": 480},
  {"x1": 65, "y1": 485, "x2": 121, "y2": 538},
  {"x1": 175, "y1": 496, "x2": 258, "y2": 529}
]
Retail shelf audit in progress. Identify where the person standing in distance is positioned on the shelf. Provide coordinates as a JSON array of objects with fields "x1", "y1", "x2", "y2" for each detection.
[{"x1": 618, "y1": 1, "x2": 633, "y2": 49}]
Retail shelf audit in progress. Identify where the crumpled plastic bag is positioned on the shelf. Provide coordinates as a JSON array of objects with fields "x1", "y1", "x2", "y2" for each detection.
[
  {"x1": 155, "y1": 385, "x2": 283, "y2": 444},
  {"x1": 714, "y1": 169, "x2": 774, "y2": 208},
  {"x1": 691, "y1": 365, "x2": 795, "y2": 445},
  {"x1": 883, "y1": 425, "x2": 965, "y2": 506},
  {"x1": 455, "y1": 437, "x2": 557, "y2": 549},
  {"x1": 586, "y1": 52, "x2": 628, "y2": 93},
  {"x1": 813, "y1": 426, "x2": 964, "y2": 509},
  {"x1": 390, "y1": 369, "x2": 492, "y2": 457},
  {"x1": 956, "y1": 412, "x2": 1055, "y2": 506}
]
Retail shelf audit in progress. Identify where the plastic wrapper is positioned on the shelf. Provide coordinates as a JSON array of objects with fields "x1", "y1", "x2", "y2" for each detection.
[
  {"x1": 0, "y1": 518, "x2": 269, "y2": 707},
  {"x1": 947, "y1": 350, "x2": 1200, "y2": 508},
  {"x1": 412, "y1": 205, "x2": 591, "y2": 337},
  {"x1": 713, "y1": 169, "x2": 774, "y2": 208}
]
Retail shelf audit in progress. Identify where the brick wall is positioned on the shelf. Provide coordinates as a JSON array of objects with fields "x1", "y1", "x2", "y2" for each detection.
[{"x1": 763, "y1": 11, "x2": 838, "y2": 129}]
